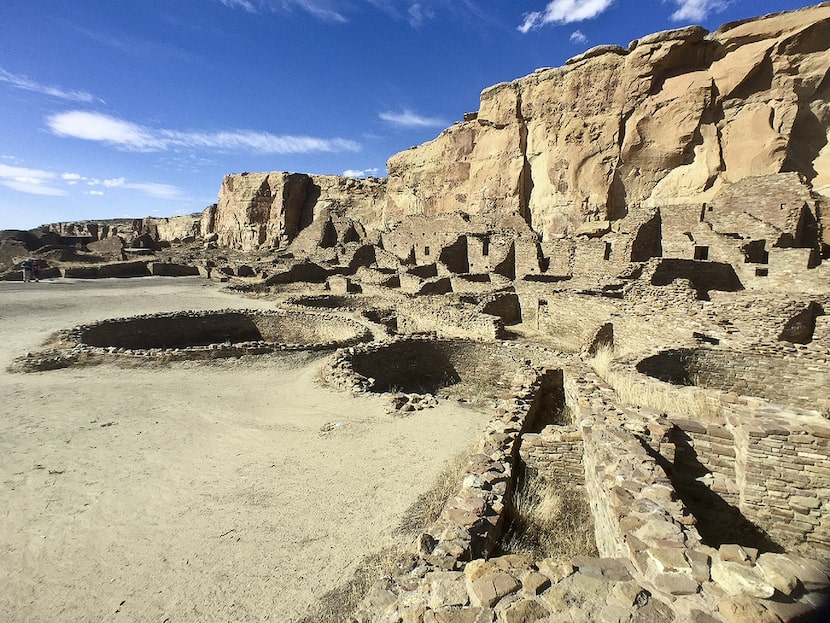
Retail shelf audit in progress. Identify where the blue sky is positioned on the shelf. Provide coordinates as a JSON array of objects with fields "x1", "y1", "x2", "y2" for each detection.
[{"x1": 0, "y1": 0, "x2": 818, "y2": 230}]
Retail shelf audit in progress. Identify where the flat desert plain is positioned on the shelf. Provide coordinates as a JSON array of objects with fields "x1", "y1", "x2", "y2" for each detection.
[{"x1": 0, "y1": 277, "x2": 489, "y2": 622}]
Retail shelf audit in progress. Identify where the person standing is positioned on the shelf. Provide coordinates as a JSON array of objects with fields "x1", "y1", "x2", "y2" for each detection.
[
  {"x1": 31, "y1": 260, "x2": 41, "y2": 282},
  {"x1": 21, "y1": 258, "x2": 32, "y2": 283}
]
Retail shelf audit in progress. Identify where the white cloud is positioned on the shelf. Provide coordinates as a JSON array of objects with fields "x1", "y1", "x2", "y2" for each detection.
[
  {"x1": 408, "y1": 3, "x2": 435, "y2": 28},
  {"x1": 121, "y1": 182, "x2": 184, "y2": 200},
  {"x1": 218, "y1": 0, "x2": 347, "y2": 22},
  {"x1": 668, "y1": 0, "x2": 729, "y2": 22},
  {"x1": 2, "y1": 161, "x2": 185, "y2": 201},
  {"x1": 46, "y1": 110, "x2": 360, "y2": 154},
  {"x1": 343, "y1": 167, "x2": 381, "y2": 178},
  {"x1": 0, "y1": 67, "x2": 101, "y2": 103},
  {"x1": 518, "y1": 0, "x2": 614, "y2": 32},
  {"x1": 0, "y1": 164, "x2": 68, "y2": 196},
  {"x1": 219, "y1": 0, "x2": 256, "y2": 11},
  {"x1": 217, "y1": 0, "x2": 455, "y2": 27},
  {"x1": 570, "y1": 30, "x2": 588, "y2": 43},
  {"x1": 379, "y1": 109, "x2": 447, "y2": 128}
]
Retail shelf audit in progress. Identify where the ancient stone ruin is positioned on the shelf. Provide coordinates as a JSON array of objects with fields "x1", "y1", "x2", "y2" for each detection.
[{"x1": 5, "y1": 3, "x2": 830, "y2": 622}]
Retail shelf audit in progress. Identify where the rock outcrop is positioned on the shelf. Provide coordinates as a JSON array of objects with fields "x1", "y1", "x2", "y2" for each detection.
[
  {"x1": 202, "y1": 172, "x2": 386, "y2": 251},
  {"x1": 385, "y1": 3, "x2": 830, "y2": 242},
  {"x1": 199, "y1": 2, "x2": 829, "y2": 292}
]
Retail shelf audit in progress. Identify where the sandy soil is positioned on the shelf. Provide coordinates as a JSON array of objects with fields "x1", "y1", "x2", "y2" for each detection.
[{"x1": 0, "y1": 277, "x2": 489, "y2": 622}]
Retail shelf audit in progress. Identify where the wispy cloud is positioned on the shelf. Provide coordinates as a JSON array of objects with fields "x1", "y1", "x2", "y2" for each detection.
[
  {"x1": 96, "y1": 177, "x2": 183, "y2": 199},
  {"x1": 668, "y1": 0, "x2": 730, "y2": 22},
  {"x1": 343, "y1": 167, "x2": 381, "y2": 178},
  {"x1": 217, "y1": 0, "x2": 347, "y2": 22},
  {"x1": 215, "y1": 0, "x2": 484, "y2": 28},
  {"x1": 46, "y1": 110, "x2": 361, "y2": 154},
  {"x1": 379, "y1": 109, "x2": 447, "y2": 128},
  {"x1": 518, "y1": 0, "x2": 614, "y2": 33},
  {"x1": 66, "y1": 24, "x2": 195, "y2": 64},
  {"x1": 2, "y1": 161, "x2": 185, "y2": 201},
  {"x1": 0, "y1": 164, "x2": 68, "y2": 196},
  {"x1": 570, "y1": 29, "x2": 588, "y2": 44},
  {"x1": 407, "y1": 3, "x2": 435, "y2": 28},
  {"x1": 122, "y1": 182, "x2": 185, "y2": 200},
  {"x1": 219, "y1": 0, "x2": 256, "y2": 11},
  {"x1": 0, "y1": 67, "x2": 101, "y2": 103}
]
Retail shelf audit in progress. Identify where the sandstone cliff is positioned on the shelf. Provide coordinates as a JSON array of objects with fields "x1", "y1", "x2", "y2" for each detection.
[
  {"x1": 202, "y1": 4, "x2": 829, "y2": 255},
  {"x1": 202, "y1": 172, "x2": 386, "y2": 251},
  {"x1": 46, "y1": 215, "x2": 200, "y2": 243},
  {"x1": 385, "y1": 3, "x2": 830, "y2": 242}
]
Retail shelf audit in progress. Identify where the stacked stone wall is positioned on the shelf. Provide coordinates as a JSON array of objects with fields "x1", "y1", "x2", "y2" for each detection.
[
  {"x1": 669, "y1": 418, "x2": 739, "y2": 506},
  {"x1": 395, "y1": 298, "x2": 505, "y2": 340},
  {"x1": 726, "y1": 409, "x2": 830, "y2": 553},
  {"x1": 637, "y1": 346, "x2": 830, "y2": 412},
  {"x1": 519, "y1": 426, "x2": 584, "y2": 487}
]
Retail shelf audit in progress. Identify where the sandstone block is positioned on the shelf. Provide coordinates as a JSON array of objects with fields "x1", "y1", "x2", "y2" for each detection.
[
  {"x1": 755, "y1": 553, "x2": 799, "y2": 596},
  {"x1": 717, "y1": 596, "x2": 782, "y2": 623},
  {"x1": 423, "y1": 608, "x2": 488, "y2": 623},
  {"x1": 520, "y1": 571, "x2": 551, "y2": 597},
  {"x1": 648, "y1": 547, "x2": 691, "y2": 574},
  {"x1": 500, "y1": 598, "x2": 549, "y2": 623},
  {"x1": 467, "y1": 571, "x2": 520, "y2": 608},
  {"x1": 426, "y1": 571, "x2": 469, "y2": 609},
  {"x1": 537, "y1": 558, "x2": 575, "y2": 584},
  {"x1": 653, "y1": 572, "x2": 700, "y2": 596},
  {"x1": 718, "y1": 544, "x2": 758, "y2": 565},
  {"x1": 711, "y1": 560, "x2": 775, "y2": 598}
]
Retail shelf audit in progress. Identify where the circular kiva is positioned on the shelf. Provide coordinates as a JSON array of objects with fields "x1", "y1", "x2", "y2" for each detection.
[
  {"x1": 635, "y1": 346, "x2": 825, "y2": 411},
  {"x1": 324, "y1": 336, "x2": 535, "y2": 396},
  {"x1": 60, "y1": 309, "x2": 371, "y2": 361}
]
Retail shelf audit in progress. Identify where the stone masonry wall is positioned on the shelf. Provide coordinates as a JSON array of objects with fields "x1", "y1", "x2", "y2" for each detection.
[
  {"x1": 726, "y1": 406, "x2": 830, "y2": 554},
  {"x1": 636, "y1": 346, "x2": 830, "y2": 413},
  {"x1": 519, "y1": 426, "x2": 584, "y2": 488}
]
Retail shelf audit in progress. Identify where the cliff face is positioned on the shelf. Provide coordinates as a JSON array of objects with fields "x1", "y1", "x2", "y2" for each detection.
[
  {"x1": 203, "y1": 172, "x2": 386, "y2": 251},
  {"x1": 385, "y1": 3, "x2": 830, "y2": 242},
  {"x1": 46, "y1": 216, "x2": 199, "y2": 243}
]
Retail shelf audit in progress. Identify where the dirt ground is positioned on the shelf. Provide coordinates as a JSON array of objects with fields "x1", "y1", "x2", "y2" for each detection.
[{"x1": 0, "y1": 277, "x2": 490, "y2": 622}]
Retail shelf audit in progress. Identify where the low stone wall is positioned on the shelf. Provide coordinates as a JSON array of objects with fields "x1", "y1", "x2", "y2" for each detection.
[
  {"x1": 13, "y1": 309, "x2": 371, "y2": 372},
  {"x1": 636, "y1": 345, "x2": 830, "y2": 412},
  {"x1": 148, "y1": 262, "x2": 200, "y2": 277},
  {"x1": 60, "y1": 260, "x2": 152, "y2": 278},
  {"x1": 355, "y1": 362, "x2": 830, "y2": 622},
  {"x1": 396, "y1": 299, "x2": 505, "y2": 340},
  {"x1": 321, "y1": 336, "x2": 537, "y2": 398}
]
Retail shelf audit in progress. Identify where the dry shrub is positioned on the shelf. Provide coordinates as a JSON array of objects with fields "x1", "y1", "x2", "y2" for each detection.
[
  {"x1": 504, "y1": 469, "x2": 597, "y2": 560},
  {"x1": 588, "y1": 344, "x2": 721, "y2": 421}
]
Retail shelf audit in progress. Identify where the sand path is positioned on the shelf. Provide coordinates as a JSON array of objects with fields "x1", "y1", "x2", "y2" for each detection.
[{"x1": 0, "y1": 277, "x2": 489, "y2": 622}]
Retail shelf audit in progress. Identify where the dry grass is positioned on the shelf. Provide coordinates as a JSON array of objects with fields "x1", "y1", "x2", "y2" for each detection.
[
  {"x1": 295, "y1": 544, "x2": 411, "y2": 623},
  {"x1": 588, "y1": 344, "x2": 721, "y2": 421},
  {"x1": 396, "y1": 448, "x2": 472, "y2": 537},
  {"x1": 503, "y1": 469, "x2": 597, "y2": 560}
]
